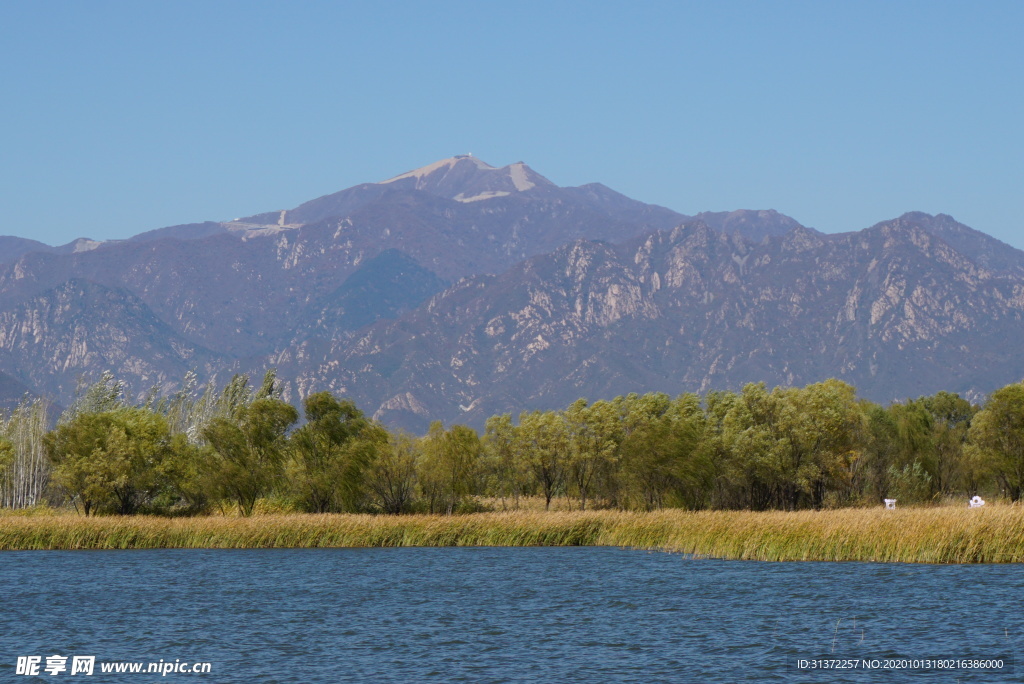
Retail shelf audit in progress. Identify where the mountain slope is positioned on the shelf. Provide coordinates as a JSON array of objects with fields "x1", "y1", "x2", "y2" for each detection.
[
  {"x1": 288, "y1": 218, "x2": 1024, "y2": 430},
  {"x1": 870, "y1": 212, "x2": 1024, "y2": 277},
  {"x1": 0, "y1": 157, "x2": 683, "y2": 402},
  {"x1": 692, "y1": 209, "x2": 815, "y2": 243},
  {"x1": 560, "y1": 183, "x2": 687, "y2": 230},
  {"x1": 0, "y1": 237, "x2": 51, "y2": 265},
  {"x1": 0, "y1": 279, "x2": 225, "y2": 400},
  {"x1": 0, "y1": 157, "x2": 1021, "y2": 425},
  {"x1": 308, "y1": 249, "x2": 447, "y2": 335},
  {"x1": 238, "y1": 156, "x2": 560, "y2": 226}
]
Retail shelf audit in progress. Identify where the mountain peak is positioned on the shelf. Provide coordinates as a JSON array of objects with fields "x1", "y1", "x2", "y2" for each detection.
[
  {"x1": 378, "y1": 156, "x2": 554, "y2": 203},
  {"x1": 691, "y1": 209, "x2": 808, "y2": 243},
  {"x1": 879, "y1": 212, "x2": 1024, "y2": 276},
  {"x1": 380, "y1": 155, "x2": 495, "y2": 185}
]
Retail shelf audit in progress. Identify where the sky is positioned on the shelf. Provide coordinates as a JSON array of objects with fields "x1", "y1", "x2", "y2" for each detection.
[{"x1": 1, "y1": 1, "x2": 1022, "y2": 248}]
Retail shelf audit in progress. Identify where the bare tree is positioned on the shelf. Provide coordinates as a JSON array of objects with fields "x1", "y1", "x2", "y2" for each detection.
[{"x1": 0, "y1": 398, "x2": 52, "y2": 508}]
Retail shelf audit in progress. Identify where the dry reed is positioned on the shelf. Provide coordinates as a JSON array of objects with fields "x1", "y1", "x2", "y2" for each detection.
[{"x1": 2, "y1": 506, "x2": 1023, "y2": 563}]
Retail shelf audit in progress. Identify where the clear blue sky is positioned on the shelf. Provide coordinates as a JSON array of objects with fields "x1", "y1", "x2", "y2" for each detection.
[{"x1": 2, "y1": 1, "x2": 1022, "y2": 248}]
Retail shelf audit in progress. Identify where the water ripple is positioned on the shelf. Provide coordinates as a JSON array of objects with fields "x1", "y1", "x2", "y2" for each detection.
[{"x1": 0, "y1": 547, "x2": 1022, "y2": 682}]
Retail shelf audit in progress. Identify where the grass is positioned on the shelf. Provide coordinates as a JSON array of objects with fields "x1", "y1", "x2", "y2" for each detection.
[{"x1": 2, "y1": 505, "x2": 1023, "y2": 563}]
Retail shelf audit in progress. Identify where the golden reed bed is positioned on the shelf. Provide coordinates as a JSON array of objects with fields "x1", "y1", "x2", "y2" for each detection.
[{"x1": 2, "y1": 506, "x2": 1023, "y2": 563}]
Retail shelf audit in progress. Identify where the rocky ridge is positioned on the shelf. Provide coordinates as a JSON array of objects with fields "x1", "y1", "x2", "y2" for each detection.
[{"x1": 1, "y1": 157, "x2": 1022, "y2": 427}]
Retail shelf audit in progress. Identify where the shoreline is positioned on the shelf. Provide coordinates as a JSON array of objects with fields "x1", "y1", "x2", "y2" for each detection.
[{"x1": 2, "y1": 507, "x2": 1022, "y2": 563}]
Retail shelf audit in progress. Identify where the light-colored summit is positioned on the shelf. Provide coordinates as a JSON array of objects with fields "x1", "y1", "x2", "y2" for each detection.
[
  {"x1": 508, "y1": 162, "x2": 535, "y2": 192},
  {"x1": 377, "y1": 156, "x2": 551, "y2": 203},
  {"x1": 380, "y1": 155, "x2": 494, "y2": 185}
]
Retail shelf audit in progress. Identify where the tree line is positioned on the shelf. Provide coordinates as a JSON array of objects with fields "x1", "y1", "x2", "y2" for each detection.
[{"x1": 1, "y1": 372, "x2": 1023, "y2": 516}]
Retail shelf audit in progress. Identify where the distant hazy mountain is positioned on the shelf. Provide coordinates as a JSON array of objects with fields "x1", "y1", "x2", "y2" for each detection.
[
  {"x1": 0, "y1": 370, "x2": 35, "y2": 411},
  {"x1": 127, "y1": 222, "x2": 229, "y2": 244},
  {"x1": 864, "y1": 212, "x2": 1024, "y2": 277},
  {"x1": 0, "y1": 157, "x2": 1021, "y2": 428},
  {"x1": 0, "y1": 237, "x2": 51, "y2": 265},
  {"x1": 0, "y1": 157, "x2": 683, "y2": 402},
  {"x1": 0, "y1": 279, "x2": 224, "y2": 401},
  {"x1": 302, "y1": 217, "x2": 1024, "y2": 430},
  {"x1": 692, "y1": 209, "x2": 816, "y2": 243}
]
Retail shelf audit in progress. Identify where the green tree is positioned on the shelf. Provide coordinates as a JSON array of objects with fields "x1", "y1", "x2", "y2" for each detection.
[
  {"x1": 920, "y1": 392, "x2": 977, "y2": 496},
  {"x1": 702, "y1": 389, "x2": 745, "y2": 509},
  {"x1": 888, "y1": 400, "x2": 938, "y2": 498},
  {"x1": 0, "y1": 437, "x2": 15, "y2": 498},
  {"x1": 565, "y1": 399, "x2": 620, "y2": 510},
  {"x1": 718, "y1": 383, "x2": 782, "y2": 510},
  {"x1": 203, "y1": 397, "x2": 298, "y2": 516},
  {"x1": 886, "y1": 461, "x2": 933, "y2": 503},
  {"x1": 515, "y1": 410, "x2": 567, "y2": 510},
  {"x1": 717, "y1": 380, "x2": 864, "y2": 510},
  {"x1": 618, "y1": 393, "x2": 712, "y2": 510},
  {"x1": 63, "y1": 371, "x2": 126, "y2": 421},
  {"x1": 367, "y1": 430, "x2": 420, "y2": 514},
  {"x1": 863, "y1": 403, "x2": 899, "y2": 502},
  {"x1": 617, "y1": 393, "x2": 672, "y2": 437},
  {"x1": 482, "y1": 414, "x2": 532, "y2": 509},
  {"x1": 967, "y1": 383, "x2": 1024, "y2": 501},
  {"x1": 159, "y1": 435, "x2": 215, "y2": 514},
  {"x1": 418, "y1": 422, "x2": 481, "y2": 514},
  {"x1": 288, "y1": 392, "x2": 383, "y2": 513},
  {"x1": 45, "y1": 408, "x2": 174, "y2": 515},
  {"x1": 779, "y1": 379, "x2": 865, "y2": 508}
]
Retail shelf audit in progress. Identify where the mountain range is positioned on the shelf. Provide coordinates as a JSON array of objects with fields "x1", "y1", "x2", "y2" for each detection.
[{"x1": 2, "y1": 155, "x2": 1023, "y2": 430}]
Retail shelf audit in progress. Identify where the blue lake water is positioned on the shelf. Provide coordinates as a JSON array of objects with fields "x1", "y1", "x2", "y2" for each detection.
[{"x1": 1, "y1": 547, "x2": 1021, "y2": 682}]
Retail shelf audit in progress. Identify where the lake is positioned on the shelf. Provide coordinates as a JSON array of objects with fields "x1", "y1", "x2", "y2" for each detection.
[{"x1": 1, "y1": 547, "x2": 1020, "y2": 682}]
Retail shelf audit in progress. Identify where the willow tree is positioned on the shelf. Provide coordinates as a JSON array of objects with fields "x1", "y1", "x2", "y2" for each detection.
[
  {"x1": 565, "y1": 399, "x2": 621, "y2": 510},
  {"x1": 967, "y1": 383, "x2": 1024, "y2": 501},
  {"x1": 717, "y1": 380, "x2": 865, "y2": 510},
  {"x1": 45, "y1": 408, "x2": 174, "y2": 515},
  {"x1": 483, "y1": 413, "x2": 531, "y2": 510},
  {"x1": 718, "y1": 383, "x2": 783, "y2": 510},
  {"x1": 515, "y1": 410, "x2": 568, "y2": 510},
  {"x1": 418, "y1": 422, "x2": 481, "y2": 514},
  {"x1": 777, "y1": 379, "x2": 866, "y2": 508},
  {"x1": 920, "y1": 391, "x2": 977, "y2": 496},
  {"x1": 367, "y1": 430, "x2": 419, "y2": 514},
  {"x1": 862, "y1": 403, "x2": 899, "y2": 502},
  {"x1": 288, "y1": 392, "x2": 385, "y2": 513},
  {"x1": 0, "y1": 438, "x2": 14, "y2": 503},
  {"x1": 617, "y1": 393, "x2": 712, "y2": 510},
  {"x1": 203, "y1": 396, "x2": 298, "y2": 516}
]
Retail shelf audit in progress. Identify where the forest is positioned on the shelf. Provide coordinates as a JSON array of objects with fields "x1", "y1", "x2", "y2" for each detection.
[{"x1": 1, "y1": 370, "x2": 1023, "y2": 517}]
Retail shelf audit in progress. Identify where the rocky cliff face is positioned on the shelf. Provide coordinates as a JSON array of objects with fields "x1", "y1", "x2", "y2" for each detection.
[
  {"x1": 0, "y1": 279, "x2": 225, "y2": 401},
  {"x1": 287, "y1": 217, "x2": 1024, "y2": 431},
  {"x1": 0, "y1": 157, "x2": 681, "y2": 405},
  {"x1": 0, "y1": 158, "x2": 1021, "y2": 428}
]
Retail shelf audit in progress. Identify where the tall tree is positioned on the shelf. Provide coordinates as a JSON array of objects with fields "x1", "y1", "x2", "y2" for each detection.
[
  {"x1": 718, "y1": 381, "x2": 864, "y2": 510},
  {"x1": 967, "y1": 383, "x2": 1024, "y2": 502},
  {"x1": 920, "y1": 391, "x2": 977, "y2": 496},
  {"x1": 288, "y1": 392, "x2": 383, "y2": 513},
  {"x1": 618, "y1": 393, "x2": 711, "y2": 510},
  {"x1": 0, "y1": 398, "x2": 51, "y2": 509},
  {"x1": 515, "y1": 411, "x2": 567, "y2": 510},
  {"x1": 203, "y1": 397, "x2": 298, "y2": 516},
  {"x1": 45, "y1": 408, "x2": 174, "y2": 515},
  {"x1": 565, "y1": 399, "x2": 620, "y2": 510},
  {"x1": 483, "y1": 414, "x2": 531, "y2": 510},
  {"x1": 367, "y1": 431, "x2": 419, "y2": 514},
  {"x1": 418, "y1": 422, "x2": 480, "y2": 514}
]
